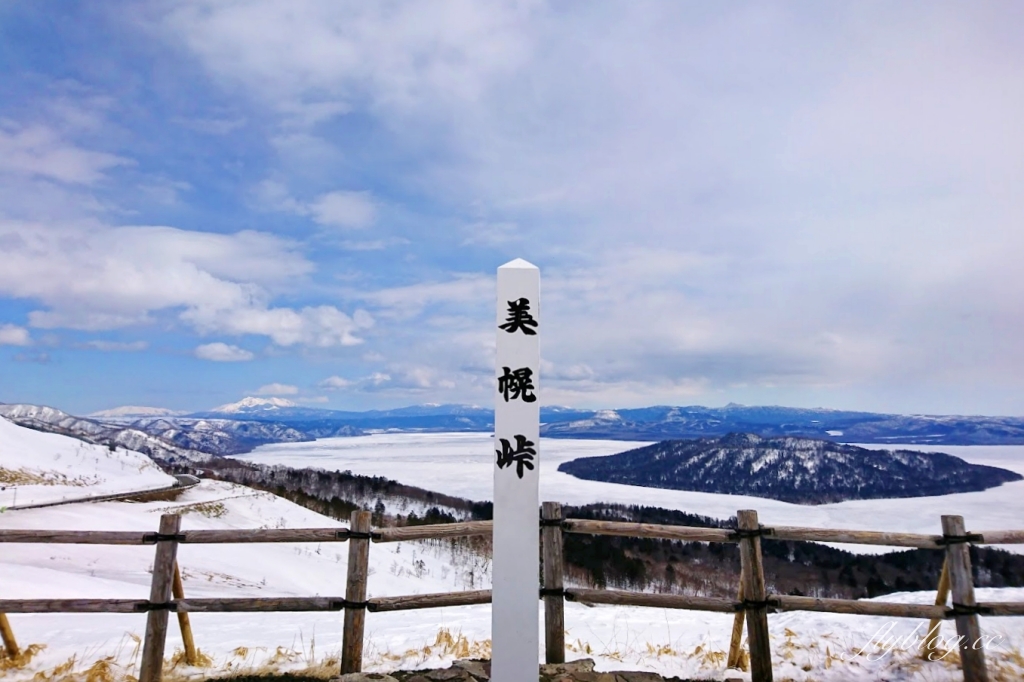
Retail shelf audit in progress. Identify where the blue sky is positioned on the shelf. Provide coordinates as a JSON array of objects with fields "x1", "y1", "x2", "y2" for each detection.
[{"x1": 1, "y1": 2, "x2": 1022, "y2": 416}]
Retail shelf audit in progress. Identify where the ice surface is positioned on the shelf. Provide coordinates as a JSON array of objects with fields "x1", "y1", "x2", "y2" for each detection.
[{"x1": 242, "y1": 433, "x2": 1024, "y2": 555}]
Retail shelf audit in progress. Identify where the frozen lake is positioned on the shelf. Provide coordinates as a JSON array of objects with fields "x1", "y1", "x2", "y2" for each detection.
[{"x1": 241, "y1": 433, "x2": 1024, "y2": 553}]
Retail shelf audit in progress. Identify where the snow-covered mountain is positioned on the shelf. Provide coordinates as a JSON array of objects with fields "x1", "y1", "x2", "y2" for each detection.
[
  {"x1": 558, "y1": 432, "x2": 1024, "y2": 504},
  {"x1": 208, "y1": 396, "x2": 298, "y2": 414},
  {"x1": 88, "y1": 405, "x2": 186, "y2": 419}
]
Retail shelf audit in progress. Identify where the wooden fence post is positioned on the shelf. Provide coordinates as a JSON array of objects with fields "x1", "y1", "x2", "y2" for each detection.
[
  {"x1": 341, "y1": 510, "x2": 372, "y2": 675},
  {"x1": 140, "y1": 514, "x2": 181, "y2": 682},
  {"x1": 942, "y1": 515, "x2": 989, "y2": 682},
  {"x1": 726, "y1": 581, "x2": 747, "y2": 671},
  {"x1": 737, "y1": 510, "x2": 772, "y2": 682},
  {"x1": 542, "y1": 501, "x2": 565, "y2": 664},
  {"x1": 172, "y1": 563, "x2": 198, "y2": 666},
  {"x1": 0, "y1": 612, "x2": 19, "y2": 659},
  {"x1": 921, "y1": 557, "x2": 950, "y2": 659}
]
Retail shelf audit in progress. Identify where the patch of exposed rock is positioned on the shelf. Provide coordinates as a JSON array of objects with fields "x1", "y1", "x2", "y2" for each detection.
[{"x1": 331, "y1": 658, "x2": 719, "y2": 682}]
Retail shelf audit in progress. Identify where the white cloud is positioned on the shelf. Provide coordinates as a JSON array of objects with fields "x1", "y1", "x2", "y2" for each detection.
[
  {"x1": 0, "y1": 324, "x2": 31, "y2": 346},
  {"x1": 308, "y1": 191, "x2": 376, "y2": 229},
  {"x1": 80, "y1": 340, "x2": 148, "y2": 352},
  {"x1": 194, "y1": 343, "x2": 254, "y2": 362},
  {"x1": 252, "y1": 182, "x2": 378, "y2": 230},
  {"x1": 183, "y1": 305, "x2": 373, "y2": 347},
  {"x1": 354, "y1": 275, "x2": 492, "y2": 319},
  {"x1": 319, "y1": 376, "x2": 353, "y2": 391},
  {"x1": 256, "y1": 382, "x2": 299, "y2": 395},
  {"x1": 116, "y1": 4, "x2": 1024, "y2": 411},
  {"x1": 0, "y1": 123, "x2": 129, "y2": 185},
  {"x1": 0, "y1": 220, "x2": 374, "y2": 348}
]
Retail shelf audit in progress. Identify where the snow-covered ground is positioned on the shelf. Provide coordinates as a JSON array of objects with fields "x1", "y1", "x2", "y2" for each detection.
[
  {"x1": 242, "y1": 433, "x2": 1024, "y2": 555},
  {"x1": 0, "y1": 417, "x2": 175, "y2": 508},
  {"x1": 5, "y1": 421, "x2": 1024, "y2": 680},
  {"x1": 5, "y1": 477, "x2": 1024, "y2": 681}
]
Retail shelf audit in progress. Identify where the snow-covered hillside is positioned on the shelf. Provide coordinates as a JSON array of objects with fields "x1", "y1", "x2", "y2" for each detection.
[{"x1": 0, "y1": 417, "x2": 177, "y2": 508}]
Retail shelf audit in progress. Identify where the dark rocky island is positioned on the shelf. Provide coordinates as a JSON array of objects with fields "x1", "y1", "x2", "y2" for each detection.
[{"x1": 557, "y1": 433, "x2": 1023, "y2": 504}]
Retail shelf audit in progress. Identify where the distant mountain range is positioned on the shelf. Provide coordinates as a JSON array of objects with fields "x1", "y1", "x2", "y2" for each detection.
[
  {"x1": 557, "y1": 433, "x2": 1024, "y2": 504},
  {"x1": 190, "y1": 398, "x2": 1024, "y2": 445},
  {"x1": 4, "y1": 398, "x2": 1024, "y2": 460}
]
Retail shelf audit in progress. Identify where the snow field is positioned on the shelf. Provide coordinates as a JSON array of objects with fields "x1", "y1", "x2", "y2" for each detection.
[{"x1": 243, "y1": 433, "x2": 1024, "y2": 555}]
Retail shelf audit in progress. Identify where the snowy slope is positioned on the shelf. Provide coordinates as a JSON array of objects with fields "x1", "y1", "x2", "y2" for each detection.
[{"x1": 0, "y1": 417, "x2": 176, "y2": 508}]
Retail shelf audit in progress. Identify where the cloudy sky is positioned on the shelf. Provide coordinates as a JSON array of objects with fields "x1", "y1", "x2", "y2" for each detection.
[{"x1": 1, "y1": 2, "x2": 1022, "y2": 416}]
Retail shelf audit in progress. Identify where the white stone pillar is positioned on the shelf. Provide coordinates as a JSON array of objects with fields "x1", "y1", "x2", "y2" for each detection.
[{"x1": 492, "y1": 258, "x2": 540, "y2": 682}]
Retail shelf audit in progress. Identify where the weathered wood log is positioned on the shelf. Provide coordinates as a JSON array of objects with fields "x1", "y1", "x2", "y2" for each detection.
[
  {"x1": 368, "y1": 590, "x2": 493, "y2": 612},
  {"x1": 177, "y1": 597, "x2": 343, "y2": 612},
  {"x1": 975, "y1": 602, "x2": 1024, "y2": 616},
  {"x1": 0, "y1": 612, "x2": 19, "y2": 658},
  {"x1": 341, "y1": 511, "x2": 371, "y2": 675},
  {"x1": 726, "y1": 582, "x2": 746, "y2": 670},
  {"x1": 0, "y1": 528, "x2": 350, "y2": 544},
  {"x1": 564, "y1": 589, "x2": 736, "y2": 613},
  {"x1": 562, "y1": 519, "x2": 736, "y2": 543},
  {"x1": 172, "y1": 563, "x2": 197, "y2": 665},
  {"x1": 179, "y1": 528, "x2": 349, "y2": 543},
  {"x1": 0, "y1": 530, "x2": 152, "y2": 545},
  {"x1": 973, "y1": 530, "x2": 1024, "y2": 545},
  {"x1": 372, "y1": 520, "x2": 493, "y2": 543},
  {"x1": 542, "y1": 502, "x2": 565, "y2": 664},
  {"x1": 140, "y1": 514, "x2": 180, "y2": 682},
  {"x1": 922, "y1": 558, "x2": 950, "y2": 659},
  {"x1": 772, "y1": 595, "x2": 946, "y2": 619},
  {"x1": 0, "y1": 599, "x2": 148, "y2": 613},
  {"x1": 767, "y1": 526, "x2": 942, "y2": 549},
  {"x1": 738, "y1": 510, "x2": 772, "y2": 682},
  {"x1": 943, "y1": 515, "x2": 988, "y2": 682}
]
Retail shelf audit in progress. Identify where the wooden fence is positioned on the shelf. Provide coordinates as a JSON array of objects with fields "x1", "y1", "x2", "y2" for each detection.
[{"x1": 2, "y1": 505, "x2": 1024, "y2": 682}]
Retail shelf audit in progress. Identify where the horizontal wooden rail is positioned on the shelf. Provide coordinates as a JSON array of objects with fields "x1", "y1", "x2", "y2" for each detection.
[
  {"x1": 0, "y1": 531, "x2": 157, "y2": 545},
  {"x1": 8, "y1": 522, "x2": 1024, "y2": 548},
  {"x1": 179, "y1": 529, "x2": 350, "y2": 544},
  {"x1": 566, "y1": 588, "x2": 736, "y2": 613},
  {"x1": 4, "y1": 592, "x2": 1022, "y2": 619},
  {"x1": 0, "y1": 599, "x2": 147, "y2": 613},
  {"x1": 180, "y1": 597, "x2": 344, "y2": 612},
  {"x1": 974, "y1": 530, "x2": 1024, "y2": 545},
  {"x1": 368, "y1": 590, "x2": 492, "y2": 612},
  {"x1": 977, "y1": 602, "x2": 1024, "y2": 616},
  {"x1": 373, "y1": 520, "x2": 492, "y2": 543},
  {"x1": 766, "y1": 526, "x2": 942, "y2": 549},
  {"x1": 772, "y1": 595, "x2": 946, "y2": 619},
  {"x1": 562, "y1": 520, "x2": 736, "y2": 543},
  {"x1": 0, "y1": 528, "x2": 351, "y2": 545}
]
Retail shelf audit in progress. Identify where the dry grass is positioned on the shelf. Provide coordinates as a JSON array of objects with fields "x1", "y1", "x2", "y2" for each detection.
[
  {"x1": 0, "y1": 468, "x2": 97, "y2": 487},
  {"x1": 153, "y1": 500, "x2": 227, "y2": 518},
  {"x1": 7, "y1": 625, "x2": 1024, "y2": 681},
  {"x1": 0, "y1": 643, "x2": 46, "y2": 672},
  {"x1": 364, "y1": 627, "x2": 491, "y2": 671}
]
